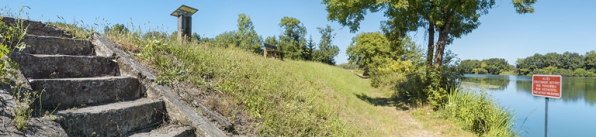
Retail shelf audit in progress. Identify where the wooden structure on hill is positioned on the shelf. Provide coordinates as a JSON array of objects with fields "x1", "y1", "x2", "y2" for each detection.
[{"x1": 263, "y1": 43, "x2": 283, "y2": 60}]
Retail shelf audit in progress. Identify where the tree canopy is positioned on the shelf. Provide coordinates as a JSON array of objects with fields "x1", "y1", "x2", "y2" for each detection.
[
  {"x1": 313, "y1": 25, "x2": 340, "y2": 65},
  {"x1": 347, "y1": 32, "x2": 391, "y2": 76},
  {"x1": 516, "y1": 51, "x2": 596, "y2": 77},
  {"x1": 459, "y1": 58, "x2": 510, "y2": 75},
  {"x1": 278, "y1": 17, "x2": 308, "y2": 60},
  {"x1": 323, "y1": 0, "x2": 535, "y2": 69},
  {"x1": 237, "y1": 14, "x2": 262, "y2": 53}
]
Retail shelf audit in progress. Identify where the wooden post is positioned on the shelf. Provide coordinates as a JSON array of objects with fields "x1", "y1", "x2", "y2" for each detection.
[{"x1": 263, "y1": 46, "x2": 268, "y2": 57}]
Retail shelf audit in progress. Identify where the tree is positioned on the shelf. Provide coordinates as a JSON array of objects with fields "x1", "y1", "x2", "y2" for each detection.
[
  {"x1": 237, "y1": 14, "x2": 262, "y2": 54},
  {"x1": 214, "y1": 31, "x2": 238, "y2": 48},
  {"x1": 143, "y1": 31, "x2": 167, "y2": 40},
  {"x1": 459, "y1": 59, "x2": 481, "y2": 74},
  {"x1": 264, "y1": 36, "x2": 277, "y2": 47},
  {"x1": 265, "y1": 36, "x2": 277, "y2": 46},
  {"x1": 305, "y1": 35, "x2": 315, "y2": 61},
  {"x1": 313, "y1": 25, "x2": 340, "y2": 65},
  {"x1": 585, "y1": 50, "x2": 596, "y2": 70},
  {"x1": 191, "y1": 32, "x2": 201, "y2": 42},
  {"x1": 105, "y1": 24, "x2": 129, "y2": 33},
  {"x1": 346, "y1": 32, "x2": 391, "y2": 76},
  {"x1": 323, "y1": 0, "x2": 535, "y2": 69},
  {"x1": 278, "y1": 17, "x2": 307, "y2": 60}
]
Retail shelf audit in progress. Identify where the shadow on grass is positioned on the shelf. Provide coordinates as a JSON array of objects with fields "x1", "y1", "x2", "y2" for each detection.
[
  {"x1": 349, "y1": 70, "x2": 369, "y2": 79},
  {"x1": 354, "y1": 93, "x2": 410, "y2": 111}
]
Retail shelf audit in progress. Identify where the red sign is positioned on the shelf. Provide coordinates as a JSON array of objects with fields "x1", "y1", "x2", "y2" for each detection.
[{"x1": 532, "y1": 75, "x2": 562, "y2": 98}]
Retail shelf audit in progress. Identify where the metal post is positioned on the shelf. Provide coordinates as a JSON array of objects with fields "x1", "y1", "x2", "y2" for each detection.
[{"x1": 545, "y1": 97, "x2": 549, "y2": 137}]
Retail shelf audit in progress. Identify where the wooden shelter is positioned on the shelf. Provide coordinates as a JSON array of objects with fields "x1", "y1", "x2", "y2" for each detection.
[{"x1": 263, "y1": 43, "x2": 283, "y2": 60}]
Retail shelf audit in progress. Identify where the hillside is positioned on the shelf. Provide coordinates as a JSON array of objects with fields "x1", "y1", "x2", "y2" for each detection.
[{"x1": 100, "y1": 30, "x2": 474, "y2": 136}]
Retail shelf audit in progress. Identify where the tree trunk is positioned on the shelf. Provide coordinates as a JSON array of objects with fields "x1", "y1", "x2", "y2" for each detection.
[
  {"x1": 426, "y1": 23, "x2": 435, "y2": 69},
  {"x1": 434, "y1": 31, "x2": 449, "y2": 68}
]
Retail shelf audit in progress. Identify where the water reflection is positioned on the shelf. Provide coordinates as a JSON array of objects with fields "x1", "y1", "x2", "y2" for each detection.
[
  {"x1": 462, "y1": 74, "x2": 596, "y2": 136},
  {"x1": 463, "y1": 74, "x2": 596, "y2": 107},
  {"x1": 461, "y1": 75, "x2": 510, "y2": 90}
]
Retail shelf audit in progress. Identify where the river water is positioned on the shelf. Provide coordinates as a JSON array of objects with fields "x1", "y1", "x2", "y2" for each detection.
[{"x1": 461, "y1": 74, "x2": 596, "y2": 137}]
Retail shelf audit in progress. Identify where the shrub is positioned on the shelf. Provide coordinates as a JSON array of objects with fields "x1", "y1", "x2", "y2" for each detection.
[{"x1": 445, "y1": 88, "x2": 516, "y2": 136}]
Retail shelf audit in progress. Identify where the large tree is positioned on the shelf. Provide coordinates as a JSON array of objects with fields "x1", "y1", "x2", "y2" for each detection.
[
  {"x1": 323, "y1": 0, "x2": 535, "y2": 69},
  {"x1": 313, "y1": 25, "x2": 340, "y2": 65},
  {"x1": 237, "y1": 14, "x2": 262, "y2": 54},
  {"x1": 278, "y1": 17, "x2": 308, "y2": 60},
  {"x1": 346, "y1": 32, "x2": 391, "y2": 76}
]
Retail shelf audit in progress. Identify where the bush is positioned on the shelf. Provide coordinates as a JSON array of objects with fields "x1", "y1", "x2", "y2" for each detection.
[
  {"x1": 445, "y1": 88, "x2": 516, "y2": 136},
  {"x1": 574, "y1": 68, "x2": 588, "y2": 77},
  {"x1": 554, "y1": 69, "x2": 574, "y2": 77}
]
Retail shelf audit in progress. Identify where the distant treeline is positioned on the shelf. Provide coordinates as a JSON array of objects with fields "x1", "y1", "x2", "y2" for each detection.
[
  {"x1": 459, "y1": 51, "x2": 596, "y2": 77},
  {"x1": 337, "y1": 63, "x2": 358, "y2": 70},
  {"x1": 516, "y1": 51, "x2": 596, "y2": 77},
  {"x1": 459, "y1": 58, "x2": 513, "y2": 75},
  {"x1": 106, "y1": 14, "x2": 340, "y2": 65}
]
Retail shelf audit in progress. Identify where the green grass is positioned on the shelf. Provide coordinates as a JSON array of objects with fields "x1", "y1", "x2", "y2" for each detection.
[
  {"x1": 40, "y1": 19, "x2": 486, "y2": 135},
  {"x1": 106, "y1": 32, "x2": 356, "y2": 136},
  {"x1": 99, "y1": 29, "x2": 480, "y2": 136},
  {"x1": 444, "y1": 88, "x2": 516, "y2": 136}
]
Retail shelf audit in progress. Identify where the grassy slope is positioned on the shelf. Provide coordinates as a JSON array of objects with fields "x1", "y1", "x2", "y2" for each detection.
[
  {"x1": 131, "y1": 39, "x2": 475, "y2": 136},
  {"x1": 46, "y1": 24, "x2": 477, "y2": 135}
]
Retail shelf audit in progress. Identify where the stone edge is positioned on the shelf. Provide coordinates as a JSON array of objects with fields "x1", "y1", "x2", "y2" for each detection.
[{"x1": 91, "y1": 33, "x2": 226, "y2": 137}]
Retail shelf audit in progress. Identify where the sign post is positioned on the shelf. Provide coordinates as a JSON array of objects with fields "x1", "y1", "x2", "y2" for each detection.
[{"x1": 532, "y1": 75, "x2": 562, "y2": 137}]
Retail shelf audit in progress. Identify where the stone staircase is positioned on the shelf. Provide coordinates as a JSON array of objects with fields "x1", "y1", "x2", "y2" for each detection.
[{"x1": 2, "y1": 17, "x2": 225, "y2": 137}]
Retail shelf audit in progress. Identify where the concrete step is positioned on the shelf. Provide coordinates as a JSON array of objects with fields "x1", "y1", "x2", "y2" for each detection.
[
  {"x1": 29, "y1": 76, "x2": 142, "y2": 109},
  {"x1": 1, "y1": 17, "x2": 73, "y2": 38},
  {"x1": 22, "y1": 35, "x2": 93, "y2": 55},
  {"x1": 129, "y1": 125, "x2": 195, "y2": 137},
  {"x1": 55, "y1": 99, "x2": 165, "y2": 137},
  {"x1": 11, "y1": 53, "x2": 119, "y2": 79}
]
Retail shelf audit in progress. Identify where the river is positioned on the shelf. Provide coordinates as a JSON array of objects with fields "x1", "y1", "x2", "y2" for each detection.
[{"x1": 461, "y1": 74, "x2": 596, "y2": 137}]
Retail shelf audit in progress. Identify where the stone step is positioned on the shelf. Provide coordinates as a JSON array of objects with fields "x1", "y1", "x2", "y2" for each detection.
[
  {"x1": 129, "y1": 125, "x2": 195, "y2": 137},
  {"x1": 11, "y1": 53, "x2": 119, "y2": 79},
  {"x1": 29, "y1": 76, "x2": 142, "y2": 109},
  {"x1": 22, "y1": 35, "x2": 93, "y2": 55},
  {"x1": 1, "y1": 17, "x2": 73, "y2": 38},
  {"x1": 55, "y1": 99, "x2": 165, "y2": 137}
]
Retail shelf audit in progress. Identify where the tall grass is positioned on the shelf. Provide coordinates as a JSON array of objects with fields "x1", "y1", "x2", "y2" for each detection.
[
  {"x1": 444, "y1": 88, "x2": 516, "y2": 136},
  {"x1": 102, "y1": 29, "x2": 359, "y2": 136}
]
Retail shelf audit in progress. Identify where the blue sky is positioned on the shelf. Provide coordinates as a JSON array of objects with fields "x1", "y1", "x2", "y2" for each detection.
[{"x1": 2, "y1": 0, "x2": 596, "y2": 65}]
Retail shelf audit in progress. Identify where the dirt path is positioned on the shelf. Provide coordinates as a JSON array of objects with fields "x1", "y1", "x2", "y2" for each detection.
[{"x1": 367, "y1": 90, "x2": 438, "y2": 137}]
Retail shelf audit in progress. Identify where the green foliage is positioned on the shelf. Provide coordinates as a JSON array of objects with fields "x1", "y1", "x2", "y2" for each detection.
[
  {"x1": 1, "y1": 13, "x2": 35, "y2": 131},
  {"x1": 104, "y1": 24, "x2": 129, "y2": 34},
  {"x1": 143, "y1": 31, "x2": 168, "y2": 40},
  {"x1": 104, "y1": 27, "x2": 363, "y2": 136},
  {"x1": 516, "y1": 51, "x2": 596, "y2": 77},
  {"x1": 264, "y1": 36, "x2": 277, "y2": 46},
  {"x1": 459, "y1": 58, "x2": 510, "y2": 75},
  {"x1": 0, "y1": 17, "x2": 26, "y2": 83},
  {"x1": 278, "y1": 16, "x2": 307, "y2": 60},
  {"x1": 445, "y1": 88, "x2": 516, "y2": 136},
  {"x1": 513, "y1": 0, "x2": 537, "y2": 14},
  {"x1": 236, "y1": 14, "x2": 262, "y2": 54},
  {"x1": 346, "y1": 32, "x2": 391, "y2": 76},
  {"x1": 312, "y1": 25, "x2": 340, "y2": 65},
  {"x1": 585, "y1": 50, "x2": 596, "y2": 70},
  {"x1": 213, "y1": 31, "x2": 239, "y2": 48},
  {"x1": 323, "y1": 0, "x2": 520, "y2": 68},
  {"x1": 337, "y1": 63, "x2": 358, "y2": 70}
]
